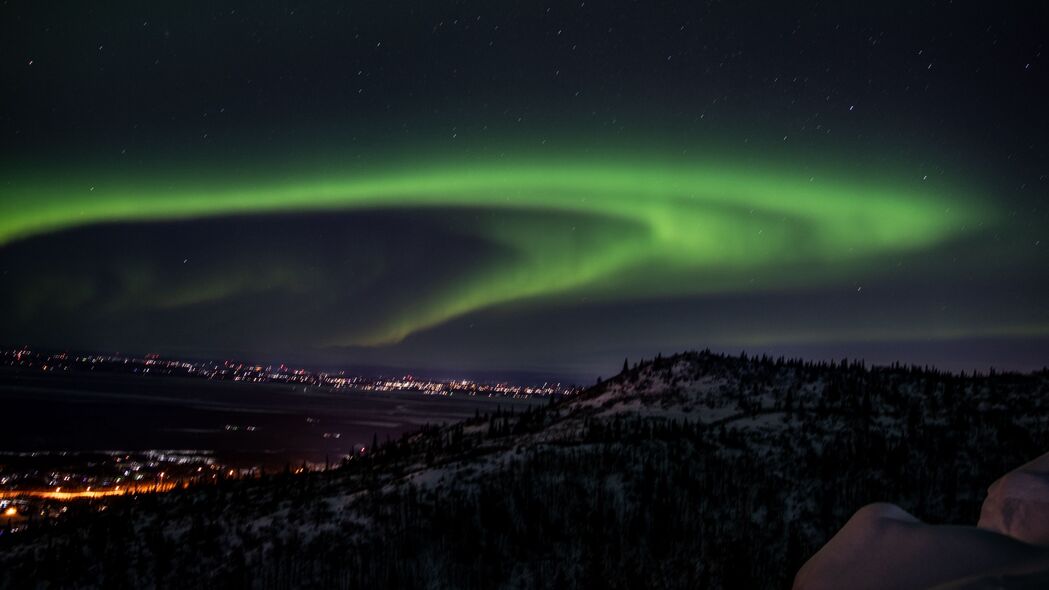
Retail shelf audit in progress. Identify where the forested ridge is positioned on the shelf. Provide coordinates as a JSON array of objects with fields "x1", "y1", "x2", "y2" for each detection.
[{"x1": 3, "y1": 351, "x2": 1048, "y2": 589}]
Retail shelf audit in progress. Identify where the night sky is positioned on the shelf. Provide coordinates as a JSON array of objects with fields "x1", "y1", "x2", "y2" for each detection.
[{"x1": 2, "y1": 2, "x2": 1047, "y2": 379}]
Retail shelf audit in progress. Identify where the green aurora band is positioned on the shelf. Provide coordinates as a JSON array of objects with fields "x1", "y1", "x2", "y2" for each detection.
[{"x1": 0, "y1": 154, "x2": 992, "y2": 346}]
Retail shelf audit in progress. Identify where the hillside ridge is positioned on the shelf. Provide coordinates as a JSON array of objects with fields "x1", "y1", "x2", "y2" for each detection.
[{"x1": 2, "y1": 350, "x2": 1048, "y2": 589}]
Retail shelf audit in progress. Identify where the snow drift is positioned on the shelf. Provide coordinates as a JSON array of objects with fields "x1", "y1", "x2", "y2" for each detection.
[{"x1": 795, "y1": 452, "x2": 1049, "y2": 590}]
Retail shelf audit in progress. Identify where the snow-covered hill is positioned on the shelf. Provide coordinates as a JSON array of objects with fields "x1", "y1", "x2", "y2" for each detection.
[{"x1": 3, "y1": 351, "x2": 1049, "y2": 589}]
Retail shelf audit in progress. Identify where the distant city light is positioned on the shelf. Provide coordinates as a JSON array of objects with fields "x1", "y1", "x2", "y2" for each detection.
[{"x1": 0, "y1": 347, "x2": 581, "y2": 398}]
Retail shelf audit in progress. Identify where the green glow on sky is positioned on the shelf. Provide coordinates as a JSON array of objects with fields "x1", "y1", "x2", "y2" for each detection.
[{"x1": 0, "y1": 153, "x2": 992, "y2": 345}]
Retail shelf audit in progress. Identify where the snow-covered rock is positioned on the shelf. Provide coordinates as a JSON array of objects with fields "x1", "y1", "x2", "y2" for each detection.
[
  {"x1": 796, "y1": 448, "x2": 1049, "y2": 590},
  {"x1": 978, "y1": 451, "x2": 1049, "y2": 546},
  {"x1": 794, "y1": 503, "x2": 1048, "y2": 590}
]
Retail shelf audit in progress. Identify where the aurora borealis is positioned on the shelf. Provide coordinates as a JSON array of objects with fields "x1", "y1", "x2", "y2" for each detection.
[
  {"x1": 0, "y1": 154, "x2": 989, "y2": 346},
  {"x1": 2, "y1": 1, "x2": 1047, "y2": 377}
]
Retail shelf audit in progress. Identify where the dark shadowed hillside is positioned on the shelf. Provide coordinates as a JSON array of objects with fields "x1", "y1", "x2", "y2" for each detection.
[{"x1": 3, "y1": 351, "x2": 1048, "y2": 589}]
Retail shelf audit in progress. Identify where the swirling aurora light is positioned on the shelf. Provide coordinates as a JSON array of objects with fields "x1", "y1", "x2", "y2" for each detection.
[{"x1": 0, "y1": 155, "x2": 990, "y2": 346}]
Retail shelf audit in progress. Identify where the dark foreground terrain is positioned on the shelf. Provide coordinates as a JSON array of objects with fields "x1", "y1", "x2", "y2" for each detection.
[{"x1": 2, "y1": 351, "x2": 1048, "y2": 589}]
